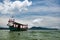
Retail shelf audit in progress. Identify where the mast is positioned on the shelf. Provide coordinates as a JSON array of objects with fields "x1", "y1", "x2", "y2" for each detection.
[
  {"x1": 10, "y1": 15, "x2": 15, "y2": 22},
  {"x1": 7, "y1": 15, "x2": 15, "y2": 26}
]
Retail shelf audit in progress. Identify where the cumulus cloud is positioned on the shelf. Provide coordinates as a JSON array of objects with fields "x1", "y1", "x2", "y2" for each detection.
[{"x1": 0, "y1": 0, "x2": 32, "y2": 14}]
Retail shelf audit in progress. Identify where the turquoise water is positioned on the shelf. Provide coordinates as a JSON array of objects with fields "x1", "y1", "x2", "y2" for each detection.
[{"x1": 0, "y1": 30, "x2": 60, "y2": 40}]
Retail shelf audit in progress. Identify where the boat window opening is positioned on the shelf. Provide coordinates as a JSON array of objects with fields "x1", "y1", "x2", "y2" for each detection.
[
  {"x1": 20, "y1": 25, "x2": 23, "y2": 28},
  {"x1": 14, "y1": 24, "x2": 16, "y2": 27},
  {"x1": 16, "y1": 25, "x2": 18, "y2": 27}
]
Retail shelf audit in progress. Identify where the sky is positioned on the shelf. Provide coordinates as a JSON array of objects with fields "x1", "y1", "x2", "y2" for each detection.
[{"x1": 0, "y1": 0, "x2": 60, "y2": 29}]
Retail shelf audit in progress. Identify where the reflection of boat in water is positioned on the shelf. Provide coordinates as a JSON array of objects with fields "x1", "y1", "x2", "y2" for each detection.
[{"x1": 7, "y1": 17, "x2": 28, "y2": 31}]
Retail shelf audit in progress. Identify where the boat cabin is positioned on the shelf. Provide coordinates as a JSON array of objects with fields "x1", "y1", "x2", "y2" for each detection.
[{"x1": 7, "y1": 18, "x2": 28, "y2": 29}]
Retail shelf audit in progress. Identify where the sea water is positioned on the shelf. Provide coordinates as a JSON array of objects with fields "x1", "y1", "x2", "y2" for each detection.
[{"x1": 0, "y1": 30, "x2": 60, "y2": 40}]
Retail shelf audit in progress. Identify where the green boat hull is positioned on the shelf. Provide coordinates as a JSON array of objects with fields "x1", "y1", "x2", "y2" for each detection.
[{"x1": 9, "y1": 26, "x2": 27, "y2": 31}]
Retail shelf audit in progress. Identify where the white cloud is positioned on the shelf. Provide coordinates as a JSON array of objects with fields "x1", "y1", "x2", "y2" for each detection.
[
  {"x1": 0, "y1": 0, "x2": 32, "y2": 14},
  {"x1": 33, "y1": 18, "x2": 43, "y2": 23}
]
